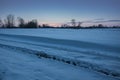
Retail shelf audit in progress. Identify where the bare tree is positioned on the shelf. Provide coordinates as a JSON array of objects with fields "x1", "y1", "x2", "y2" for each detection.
[
  {"x1": 71, "y1": 19, "x2": 76, "y2": 27},
  {"x1": 61, "y1": 24, "x2": 68, "y2": 27},
  {"x1": 42, "y1": 24, "x2": 49, "y2": 28},
  {"x1": 32, "y1": 19, "x2": 38, "y2": 28},
  {"x1": 0, "y1": 18, "x2": 3, "y2": 27},
  {"x1": 4, "y1": 19, "x2": 7, "y2": 28},
  {"x1": 25, "y1": 19, "x2": 38, "y2": 28},
  {"x1": 5, "y1": 14, "x2": 15, "y2": 28},
  {"x1": 77, "y1": 22, "x2": 82, "y2": 28},
  {"x1": 17, "y1": 17, "x2": 25, "y2": 28},
  {"x1": 98, "y1": 24, "x2": 104, "y2": 28}
]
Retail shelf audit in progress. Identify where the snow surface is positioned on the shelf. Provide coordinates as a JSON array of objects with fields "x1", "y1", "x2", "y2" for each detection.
[
  {"x1": 0, "y1": 28, "x2": 120, "y2": 80},
  {"x1": 0, "y1": 43, "x2": 117, "y2": 80},
  {"x1": 0, "y1": 28, "x2": 120, "y2": 47}
]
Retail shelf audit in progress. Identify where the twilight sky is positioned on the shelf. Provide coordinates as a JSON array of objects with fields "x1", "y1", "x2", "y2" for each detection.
[{"x1": 0, "y1": 0, "x2": 120, "y2": 26}]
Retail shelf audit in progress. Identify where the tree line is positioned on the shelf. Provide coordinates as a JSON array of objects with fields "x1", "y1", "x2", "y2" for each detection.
[
  {"x1": 0, "y1": 14, "x2": 120, "y2": 29},
  {"x1": 0, "y1": 14, "x2": 39, "y2": 28},
  {"x1": 0, "y1": 14, "x2": 56, "y2": 28}
]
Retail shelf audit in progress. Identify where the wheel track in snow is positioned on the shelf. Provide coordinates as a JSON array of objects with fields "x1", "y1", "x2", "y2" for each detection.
[
  {"x1": 0, "y1": 38, "x2": 120, "y2": 61},
  {"x1": 1, "y1": 33, "x2": 120, "y2": 62},
  {"x1": 0, "y1": 33, "x2": 120, "y2": 54},
  {"x1": 0, "y1": 42, "x2": 120, "y2": 79}
]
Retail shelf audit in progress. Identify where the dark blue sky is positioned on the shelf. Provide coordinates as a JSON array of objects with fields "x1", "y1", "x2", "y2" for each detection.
[{"x1": 0, "y1": 0, "x2": 120, "y2": 26}]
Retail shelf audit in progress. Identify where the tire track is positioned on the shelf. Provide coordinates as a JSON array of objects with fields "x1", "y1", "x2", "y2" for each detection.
[{"x1": 0, "y1": 43, "x2": 120, "y2": 79}]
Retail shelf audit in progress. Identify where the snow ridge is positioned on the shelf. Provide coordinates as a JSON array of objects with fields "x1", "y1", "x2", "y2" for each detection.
[{"x1": 0, "y1": 43, "x2": 120, "y2": 79}]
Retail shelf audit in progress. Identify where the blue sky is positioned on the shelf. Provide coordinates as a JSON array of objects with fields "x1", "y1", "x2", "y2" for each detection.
[{"x1": 0, "y1": 0, "x2": 120, "y2": 26}]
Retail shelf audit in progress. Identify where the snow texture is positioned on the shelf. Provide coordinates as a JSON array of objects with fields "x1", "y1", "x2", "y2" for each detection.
[{"x1": 0, "y1": 29, "x2": 120, "y2": 80}]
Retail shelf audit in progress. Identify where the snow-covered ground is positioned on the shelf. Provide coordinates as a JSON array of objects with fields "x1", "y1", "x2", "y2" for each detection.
[
  {"x1": 0, "y1": 28, "x2": 120, "y2": 80},
  {"x1": 0, "y1": 46, "x2": 117, "y2": 80},
  {"x1": 0, "y1": 28, "x2": 120, "y2": 47}
]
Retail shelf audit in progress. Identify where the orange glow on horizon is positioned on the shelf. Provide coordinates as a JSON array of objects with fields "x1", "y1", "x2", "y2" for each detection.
[{"x1": 38, "y1": 22, "x2": 62, "y2": 27}]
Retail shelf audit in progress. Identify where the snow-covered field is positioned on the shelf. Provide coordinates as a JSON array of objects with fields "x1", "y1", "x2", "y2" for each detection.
[{"x1": 0, "y1": 28, "x2": 120, "y2": 80}]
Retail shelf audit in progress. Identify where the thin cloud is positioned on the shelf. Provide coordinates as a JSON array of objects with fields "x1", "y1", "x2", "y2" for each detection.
[
  {"x1": 94, "y1": 19, "x2": 120, "y2": 23},
  {"x1": 107, "y1": 20, "x2": 120, "y2": 22},
  {"x1": 94, "y1": 18, "x2": 104, "y2": 20}
]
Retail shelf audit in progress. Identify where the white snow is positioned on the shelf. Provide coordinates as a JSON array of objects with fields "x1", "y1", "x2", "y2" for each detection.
[
  {"x1": 0, "y1": 46, "x2": 116, "y2": 80},
  {"x1": 0, "y1": 28, "x2": 120, "y2": 80},
  {"x1": 0, "y1": 28, "x2": 120, "y2": 47}
]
